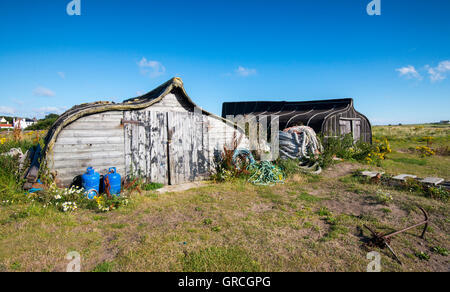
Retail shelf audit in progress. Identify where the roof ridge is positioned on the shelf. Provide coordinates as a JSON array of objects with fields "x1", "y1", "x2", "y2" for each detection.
[
  {"x1": 223, "y1": 98, "x2": 353, "y2": 104},
  {"x1": 123, "y1": 77, "x2": 183, "y2": 103}
]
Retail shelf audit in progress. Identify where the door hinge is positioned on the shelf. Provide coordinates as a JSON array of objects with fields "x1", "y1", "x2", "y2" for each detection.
[{"x1": 121, "y1": 119, "x2": 145, "y2": 126}]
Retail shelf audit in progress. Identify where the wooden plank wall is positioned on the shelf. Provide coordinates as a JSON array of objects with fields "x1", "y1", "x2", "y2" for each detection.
[
  {"x1": 50, "y1": 111, "x2": 125, "y2": 187},
  {"x1": 147, "y1": 92, "x2": 192, "y2": 112},
  {"x1": 205, "y1": 116, "x2": 248, "y2": 167}
]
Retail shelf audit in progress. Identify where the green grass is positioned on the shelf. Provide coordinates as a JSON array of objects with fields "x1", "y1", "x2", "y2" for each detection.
[
  {"x1": 415, "y1": 251, "x2": 430, "y2": 261},
  {"x1": 182, "y1": 247, "x2": 261, "y2": 272},
  {"x1": 109, "y1": 223, "x2": 128, "y2": 229},
  {"x1": 373, "y1": 124, "x2": 449, "y2": 179},
  {"x1": 258, "y1": 188, "x2": 279, "y2": 200},
  {"x1": 9, "y1": 262, "x2": 21, "y2": 271},
  {"x1": 316, "y1": 207, "x2": 332, "y2": 216},
  {"x1": 203, "y1": 218, "x2": 212, "y2": 225},
  {"x1": 92, "y1": 261, "x2": 115, "y2": 272},
  {"x1": 141, "y1": 182, "x2": 164, "y2": 191},
  {"x1": 297, "y1": 192, "x2": 323, "y2": 202},
  {"x1": 431, "y1": 246, "x2": 449, "y2": 256},
  {"x1": 391, "y1": 157, "x2": 427, "y2": 166}
]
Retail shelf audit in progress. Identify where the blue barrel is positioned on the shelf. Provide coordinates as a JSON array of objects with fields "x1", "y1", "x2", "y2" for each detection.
[
  {"x1": 103, "y1": 167, "x2": 121, "y2": 196},
  {"x1": 81, "y1": 167, "x2": 100, "y2": 199}
]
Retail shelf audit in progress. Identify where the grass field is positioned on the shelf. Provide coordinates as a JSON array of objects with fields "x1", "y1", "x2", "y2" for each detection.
[
  {"x1": 373, "y1": 124, "x2": 449, "y2": 179},
  {"x1": 0, "y1": 125, "x2": 448, "y2": 272}
]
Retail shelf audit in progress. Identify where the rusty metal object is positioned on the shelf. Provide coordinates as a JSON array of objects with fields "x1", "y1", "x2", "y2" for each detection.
[
  {"x1": 124, "y1": 178, "x2": 142, "y2": 194},
  {"x1": 104, "y1": 176, "x2": 112, "y2": 199},
  {"x1": 370, "y1": 173, "x2": 382, "y2": 184},
  {"x1": 364, "y1": 207, "x2": 429, "y2": 265}
]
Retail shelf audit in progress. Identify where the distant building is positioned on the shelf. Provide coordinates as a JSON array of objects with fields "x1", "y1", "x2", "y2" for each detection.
[
  {"x1": 440, "y1": 120, "x2": 449, "y2": 124},
  {"x1": 13, "y1": 117, "x2": 37, "y2": 130},
  {"x1": 0, "y1": 117, "x2": 13, "y2": 129}
]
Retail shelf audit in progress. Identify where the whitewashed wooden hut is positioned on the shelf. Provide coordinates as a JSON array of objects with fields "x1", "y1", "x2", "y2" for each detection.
[{"x1": 41, "y1": 77, "x2": 247, "y2": 187}]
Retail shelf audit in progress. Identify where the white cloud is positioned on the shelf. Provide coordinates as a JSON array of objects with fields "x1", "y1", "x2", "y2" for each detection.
[
  {"x1": 33, "y1": 86, "x2": 56, "y2": 97},
  {"x1": 57, "y1": 72, "x2": 66, "y2": 79},
  {"x1": 11, "y1": 98, "x2": 24, "y2": 106},
  {"x1": 137, "y1": 57, "x2": 166, "y2": 78},
  {"x1": 396, "y1": 65, "x2": 421, "y2": 80},
  {"x1": 0, "y1": 106, "x2": 15, "y2": 115},
  {"x1": 34, "y1": 106, "x2": 67, "y2": 115},
  {"x1": 235, "y1": 66, "x2": 257, "y2": 77},
  {"x1": 426, "y1": 60, "x2": 450, "y2": 82}
]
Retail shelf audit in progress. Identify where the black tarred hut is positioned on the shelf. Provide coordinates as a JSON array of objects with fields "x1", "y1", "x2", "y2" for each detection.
[{"x1": 222, "y1": 98, "x2": 372, "y2": 143}]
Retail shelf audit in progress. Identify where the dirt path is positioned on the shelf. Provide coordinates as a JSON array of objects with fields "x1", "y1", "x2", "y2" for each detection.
[{"x1": 321, "y1": 162, "x2": 364, "y2": 178}]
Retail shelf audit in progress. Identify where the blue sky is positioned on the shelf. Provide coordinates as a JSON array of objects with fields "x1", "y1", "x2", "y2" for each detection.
[{"x1": 0, "y1": 0, "x2": 449, "y2": 124}]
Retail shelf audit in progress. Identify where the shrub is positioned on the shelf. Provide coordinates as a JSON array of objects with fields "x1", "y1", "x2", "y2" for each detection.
[
  {"x1": 431, "y1": 246, "x2": 449, "y2": 256},
  {"x1": 26, "y1": 114, "x2": 59, "y2": 131},
  {"x1": 318, "y1": 135, "x2": 391, "y2": 167},
  {"x1": 321, "y1": 134, "x2": 354, "y2": 164},
  {"x1": 92, "y1": 193, "x2": 129, "y2": 212},
  {"x1": 362, "y1": 138, "x2": 392, "y2": 165},
  {"x1": 28, "y1": 182, "x2": 130, "y2": 213},
  {"x1": 415, "y1": 146, "x2": 435, "y2": 157},
  {"x1": 375, "y1": 190, "x2": 393, "y2": 204},
  {"x1": 275, "y1": 158, "x2": 302, "y2": 176},
  {"x1": 404, "y1": 178, "x2": 448, "y2": 202},
  {"x1": 0, "y1": 154, "x2": 29, "y2": 204},
  {"x1": 211, "y1": 147, "x2": 250, "y2": 182},
  {"x1": 415, "y1": 251, "x2": 430, "y2": 261},
  {"x1": 419, "y1": 136, "x2": 433, "y2": 146},
  {"x1": 424, "y1": 186, "x2": 449, "y2": 201},
  {"x1": 31, "y1": 184, "x2": 84, "y2": 212},
  {"x1": 0, "y1": 137, "x2": 37, "y2": 154}
]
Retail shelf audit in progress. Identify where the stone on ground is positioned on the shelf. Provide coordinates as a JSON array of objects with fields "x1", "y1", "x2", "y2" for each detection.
[
  {"x1": 420, "y1": 177, "x2": 444, "y2": 185},
  {"x1": 361, "y1": 171, "x2": 384, "y2": 178},
  {"x1": 392, "y1": 174, "x2": 417, "y2": 181}
]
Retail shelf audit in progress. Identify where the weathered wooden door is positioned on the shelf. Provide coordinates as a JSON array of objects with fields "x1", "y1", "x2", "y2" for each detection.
[
  {"x1": 124, "y1": 111, "x2": 169, "y2": 185},
  {"x1": 352, "y1": 120, "x2": 361, "y2": 142},
  {"x1": 167, "y1": 112, "x2": 210, "y2": 185},
  {"x1": 124, "y1": 111, "x2": 210, "y2": 185},
  {"x1": 339, "y1": 119, "x2": 352, "y2": 136},
  {"x1": 339, "y1": 118, "x2": 361, "y2": 142}
]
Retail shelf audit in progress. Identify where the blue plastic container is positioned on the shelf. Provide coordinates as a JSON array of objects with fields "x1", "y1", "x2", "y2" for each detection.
[
  {"x1": 103, "y1": 167, "x2": 121, "y2": 196},
  {"x1": 81, "y1": 167, "x2": 100, "y2": 199}
]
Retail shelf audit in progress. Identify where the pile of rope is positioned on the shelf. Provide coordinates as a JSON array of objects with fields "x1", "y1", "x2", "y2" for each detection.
[
  {"x1": 232, "y1": 149, "x2": 285, "y2": 186},
  {"x1": 247, "y1": 161, "x2": 285, "y2": 186},
  {"x1": 279, "y1": 126, "x2": 324, "y2": 174},
  {"x1": 232, "y1": 149, "x2": 256, "y2": 170},
  {"x1": 279, "y1": 126, "x2": 323, "y2": 159}
]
